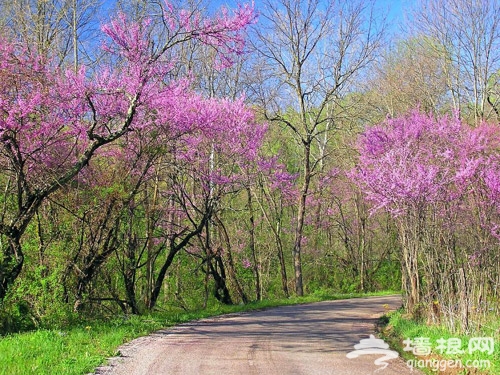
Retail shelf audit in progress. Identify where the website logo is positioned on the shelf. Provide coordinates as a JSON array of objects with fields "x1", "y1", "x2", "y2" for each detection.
[{"x1": 346, "y1": 335, "x2": 399, "y2": 371}]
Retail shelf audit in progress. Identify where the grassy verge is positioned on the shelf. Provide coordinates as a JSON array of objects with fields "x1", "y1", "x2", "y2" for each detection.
[
  {"x1": 0, "y1": 290, "x2": 396, "y2": 375},
  {"x1": 380, "y1": 310, "x2": 500, "y2": 374}
]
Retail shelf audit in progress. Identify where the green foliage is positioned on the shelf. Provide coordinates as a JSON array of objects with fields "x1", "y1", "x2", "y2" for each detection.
[
  {"x1": 0, "y1": 299, "x2": 36, "y2": 334},
  {"x1": 371, "y1": 260, "x2": 401, "y2": 292},
  {"x1": 382, "y1": 310, "x2": 500, "y2": 374},
  {"x1": 0, "y1": 317, "x2": 165, "y2": 375},
  {"x1": 0, "y1": 261, "x2": 76, "y2": 333}
]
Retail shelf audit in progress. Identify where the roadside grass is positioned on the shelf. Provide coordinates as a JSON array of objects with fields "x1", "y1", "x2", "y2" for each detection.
[
  {"x1": 0, "y1": 290, "x2": 397, "y2": 375},
  {"x1": 380, "y1": 310, "x2": 500, "y2": 374}
]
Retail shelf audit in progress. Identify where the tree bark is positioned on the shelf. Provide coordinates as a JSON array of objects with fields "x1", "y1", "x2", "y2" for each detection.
[
  {"x1": 0, "y1": 235, "x2": 24, "y2": 301},
  {"x1": 292, "y1": 142, "x2": 312, "y2": 296},
  {"x1": 148, "y1": 210, "x2": 210, "y2": 310},
  {"x1": 246, "y1": 187, "x2": 261, "y2": 300}
]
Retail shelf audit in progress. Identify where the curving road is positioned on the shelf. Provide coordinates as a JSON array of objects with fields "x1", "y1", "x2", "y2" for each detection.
[{"x1": 94, "y1": 295, "x2": 420, "y2": 375}]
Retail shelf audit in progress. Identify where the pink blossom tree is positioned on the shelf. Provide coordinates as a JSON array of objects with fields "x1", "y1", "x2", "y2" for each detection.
[
  {"x1": 0, "y1": 2, "x2": 255, "y2": 301},
  {"x1": 145, "y1": 96, "x2": 268, "y2": 308},
  {"x1": 351, "y1": 110, "x2": 500, "y2": 327}
]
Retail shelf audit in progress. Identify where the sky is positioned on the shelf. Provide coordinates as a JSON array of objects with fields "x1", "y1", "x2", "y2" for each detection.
[
  {"x1": 378, "y1": 0, "x2": 416, "y2": 33},
  {"x1": 375, "y1": 0, "x2": 415, "y2": 37},
  {"x1": 211, "y1": 0, "x2": 413, "y2": 17},
  {"x1": 378, "y1": 0, "x2": 411, "y2": 21},
  {"x1": 100, "y1": 0, "x2": 414, "y2": 33},
  {"x1": 208, "y1": 0, "x2": 415, "y2": 35}
]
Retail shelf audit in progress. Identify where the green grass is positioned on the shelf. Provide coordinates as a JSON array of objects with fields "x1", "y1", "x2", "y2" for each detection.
[
  {"x1": 0, "y1": 291, "x2": 397, "y2": 375},
  {"x1": 380, "y1": 310, "x2": 500, "y2": 374},
  {"x1": 0, "y1": 317, "x2": 163, "y2": 375}
]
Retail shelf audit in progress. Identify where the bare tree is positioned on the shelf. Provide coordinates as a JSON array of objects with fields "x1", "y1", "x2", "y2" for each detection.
[
  {"x1": 366, "y1": 37, "x2": 450, "y2": 117},
  {"x1": 250, "y1": 0, "x2": 386, "y2": 295},
  {"x1": 0, "y1": 0, "x2": 100, "y2": 66},
  {"x1": 410, "y1": 0, "x2": 500, "y2": 124}
]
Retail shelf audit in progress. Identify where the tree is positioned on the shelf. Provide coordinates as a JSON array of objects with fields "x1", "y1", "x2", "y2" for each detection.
[
  {"x1": 366, "y1": 37, "x2": 449, "y2": 118},
  {"x1": 147, "y1": 96, "x2": 267, "y2": 308},
  {"x1": 251, "y1": 0, "x2": 386, "y2": 295},
  {"x1": 0, "y1": 3, "x2": 255, "y2": 301},
  {"x1": 0, "y1": 0, "x2": 101, "y2": 67},
  {"x1": 352, "y1": 111, "x2": 464, "y2": 312},
  {"x1": 352, "y1": 110, "x2": 500, "y2": 329},
  {"x1": 409, "y1": 0, "x2": 500, "y2": 124}
]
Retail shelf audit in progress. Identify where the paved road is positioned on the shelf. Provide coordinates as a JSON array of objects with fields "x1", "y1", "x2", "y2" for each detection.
[{"x1": 95, "y1": 295, "x2": 420, "y2": 375}]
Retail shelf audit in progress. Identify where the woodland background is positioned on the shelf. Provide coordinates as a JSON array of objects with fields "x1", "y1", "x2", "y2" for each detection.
[{"x1": 0, "y1": 0, "x2": 499, "y2": 336}]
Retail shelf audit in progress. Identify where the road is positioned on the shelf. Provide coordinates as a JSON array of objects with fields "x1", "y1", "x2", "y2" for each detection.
[{"x1": 94, "y1": 295, "x2": 420, "y2": 375}]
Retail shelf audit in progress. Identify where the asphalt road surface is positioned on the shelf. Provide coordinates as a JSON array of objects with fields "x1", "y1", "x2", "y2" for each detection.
[{"x1": 94, "y1": 295, "x2": 420, "y2": 375}]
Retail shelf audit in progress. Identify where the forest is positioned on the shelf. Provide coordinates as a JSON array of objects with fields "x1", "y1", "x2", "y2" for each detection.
[{"x1": 0, "y1": 0, "x2": 499, "y2": 340}]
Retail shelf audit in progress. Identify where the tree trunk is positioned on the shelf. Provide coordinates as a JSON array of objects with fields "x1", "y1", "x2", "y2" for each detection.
[
  {"x1": 399, "y1": 218, "x2": 421, "y2": 316},
  {"x1": 215, "y1": 216, "x2": 248, "y2": 303},
  {"x1": 148, "y1": 211, "x2": 210, "y2": 310},
  {"x1": 252, "y1": 186, "x2": 289, "y2": 297},
  {"x1": 210, "y1": 250, "x2": 233, "y2": 305},
  {"x1": 246, "y1": 187, "x2": 261, "y2": 300},
  {"x1": 275, "y1": 219, "x2": 289, "y2": 298},
  {"x1": 0, "y1": 235, "x2": 24, "y2": 301},
  {"x1": 292, "y1": 142, "x2": 312, "y2": 296},
  {"x1": 123, "y1": 232, "x2": 140, "y2": 315}
]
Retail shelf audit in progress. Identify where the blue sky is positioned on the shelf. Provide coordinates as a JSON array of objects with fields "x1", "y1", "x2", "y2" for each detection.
[
  {"x1": 208, "y1": 0, "x2": 414, "y2": 32},
  {"x1": 376, "y1": 0, "x2": 415, "y2": 35},
  {"x1": 378, "y1": 0, "x2": 411, "y2": 21},
  {"x1": 211, "y1": 0, "x2": 412, "y2": 15},
  {"x1": 100, "y1": 0, "x2": 415, "y2": 40}
]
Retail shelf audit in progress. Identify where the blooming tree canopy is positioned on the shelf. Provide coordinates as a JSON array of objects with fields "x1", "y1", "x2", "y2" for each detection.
[
  {"x1": 0, "y1": 2, "x2": 256, "y2": 301},
  {"x1": 351, "y1": 110, "x2": 500, "y2": 317}
]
